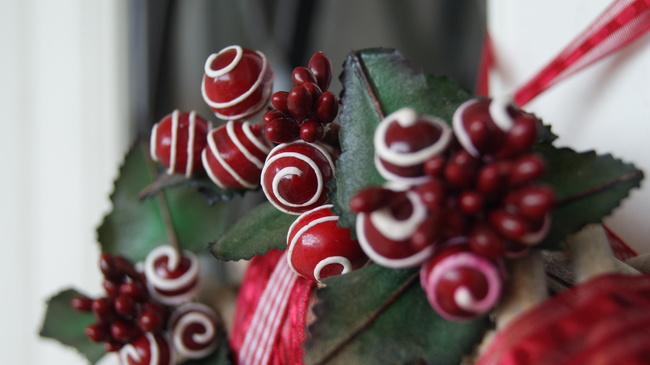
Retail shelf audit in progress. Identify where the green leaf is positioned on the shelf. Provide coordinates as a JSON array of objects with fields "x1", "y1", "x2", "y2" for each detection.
[
  {"x1": 209, "y1": 202, "x2": 296, "y2": 261},
  {"x1": 536, "y1": 145, "x2": 644, "y2": 249},
  {"x1": 97, "y1": 142, "x2": 250, "y2": 262},
  {"x1": 332, "y1": 48, "x2": 472, "y2": 229},
  {"x1": 304, "y1": 264, "x2": 489, "y2": 365},
  {"x1": 40, "y1": 289, "x2": 105, "y2": 364}
]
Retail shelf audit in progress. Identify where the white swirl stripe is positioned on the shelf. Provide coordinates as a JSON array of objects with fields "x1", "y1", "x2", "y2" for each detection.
[
  {"x1": 205, "y1": 124, "x2": 257, "y2": 189},
  {"x1": 144, "y1": 245, "x2": 199, "y2": 305},
  {"x1": 171, "y1": 304, "x2": 218, "y2": 359},
  {"x1": 314, "y1": 256, "x2": 352, "y2": 282},
  {"x1": 239, "y1": 252, "x2": 299, "y2": 365},
  {"x1": 453, "y1": 99, "x2": 481, "y2": 157},
  {"x1": 204, "y1": 45, "x2": 243, "y2": 78},
  {"x1": 228, "y1": 121, "x2": 264, "y2": 168}
]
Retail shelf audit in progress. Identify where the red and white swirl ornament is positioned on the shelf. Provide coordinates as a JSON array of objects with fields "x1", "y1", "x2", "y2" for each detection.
[
  {"x1": 261, "y1": 141, "x2": 335, "y2": 215},
  {"x1": 356, "y1": 187, "x2": 434, "y2": 268},
  {"x1": 287, "y1": 204, "x2": 367, "y2": 282},
  {"x1": 119, "y1": 332, "x2": 174, "y2": 365},
  {"x1": 143, "y1": 245, "x2": 200, "y2": 306},
  {"x1": 201, "y1": 45, "x2": 274, "y2": 120},
  {"x1": 169, "y1": 303, "x2": 220, "y2": 360},
  {"x1": 202, "y1": 120, "x2": 273, "y2": 189},
  {"x1": 374, "y1": 107, "x2": 452, "y2": 184},
  {"x1": 420, "y1": 241, "x2": 504, "y2": 321},
  {"x1": 150, "y1": 110, "x2": 211, "y2": 177}
]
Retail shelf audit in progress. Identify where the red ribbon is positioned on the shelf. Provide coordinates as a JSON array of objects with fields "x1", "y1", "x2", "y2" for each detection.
[{"x1": 512, "y1": 0, "x2": 650, "y2": 106}]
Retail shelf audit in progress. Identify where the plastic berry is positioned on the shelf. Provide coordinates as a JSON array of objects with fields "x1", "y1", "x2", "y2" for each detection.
[
  {"x1": 119, "y1": 333, "x2": 175, "y2": 365},
  {"x1": 452, "y1": 95, "x2": 540, "y2": 158},
  {"x1": 354, "y1": 185, "x2": 437, "y2": 268},
  {"x1": 150, "y1": 110, "x2": 211, "y2": 177},
  {"x1": 168, "y1": 303, "x2": 221, "y2": 359},
  {"x1": 262, "y1": 51, "x2": 340, "y2": 144},
  {"x1": 261, "y1": 141, "x2": 336, "y2": 215},
  {"x1": 201, "y1": 45, "x2": 274, "y2": 120},
  {"x1": 143, "y1": 245, "x2": 200, "y2": 306},
  {"x1": 287, "y1": 204, "x2": 367, "y2": 282},
  {"x1": 420, "y1": 240, "x2": 504, "y2": 320},
  {"x1": 374, "y1": 107, "x2": 452, "y2": 184},
  {"x1": 202, "y1": 120, "x2": 273, "y2": 189}
]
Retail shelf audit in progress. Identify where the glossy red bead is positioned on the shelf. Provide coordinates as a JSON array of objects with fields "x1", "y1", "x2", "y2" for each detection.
[
  {"x1": 349, "y1": 186, "x2": 395, "y2": 213},
  {"x1": 308, "y1": 51, "x2": 333, "y2": 91},
  {"x1": 265, "y1": 117, "x2": 300, "y2": 143},
  {"x1": 315, "y1": 91, "x2": 339, "y2": 124},
  {"x1": 287, "y1": 205, "x2": 366, "y2": 282},
  {"x1": 202, "y1": 120, "x2": 273, "y2": 190},
  {"x1": 509, "y1": 154, "x2": 546, "y2": 187},
  {"x1": 510, "y1": 186, "x2": 555, "y2": 220},
  {"x1": 119, "y1": 333, "x2": 174, "y2": 365},
  {"x1": 150, "y1": 110, "x2": 211, "y2": 177},
  {"x1": 489, "y1": 209, "x2": 528, "y2": 241},
  {"x1": 261, "y1": 141, "x2": 335, "y2": 215},
  {"x1": 143, "y1": 245, "x2": 200, "y2": 306},
  {"x1": 71, "y1": 295, "x2": 93, "y2": 312},
  {"x1": 291, "y1": 66, "x2": 317, "y2": 86},
  {"x1": 202, "y1": 45, "x2": 274, "y2": 120},
  {"x1": 287, "y1": 84, "x2": 313, "y2": 120},
  {"x1": 299, "y1": 120, "x2": 324, "y2": 143},
  {"x1": 469, "y1": 223, "x2": 505, "y2": 258},
  {"x1": 85, "y1": 322, "x2": 110, "y2": 343}
]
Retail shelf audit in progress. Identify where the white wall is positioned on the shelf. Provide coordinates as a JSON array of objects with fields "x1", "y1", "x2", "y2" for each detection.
[{"x1": 0, "y1": 0, "x2": 131, "y2": 363}]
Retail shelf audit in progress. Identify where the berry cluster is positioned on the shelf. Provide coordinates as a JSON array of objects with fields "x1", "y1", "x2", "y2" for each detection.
[
  {"x1": 350, "y1": 97, "x2": 555, "y2": 320},
  {"x1": 71, "y1": 253, "x2": 170, "y2": 353},
  {"x1": 263, "y1": 52, "x2": 340, "y2": 144},
  {"x1": 71, "y1": 248, "x2": 221, "y2": 364}
]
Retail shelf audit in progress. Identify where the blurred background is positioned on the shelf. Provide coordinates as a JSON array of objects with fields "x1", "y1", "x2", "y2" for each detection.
[{"x1": 1, "y1": 0, "x2": 484, "y2": 363}]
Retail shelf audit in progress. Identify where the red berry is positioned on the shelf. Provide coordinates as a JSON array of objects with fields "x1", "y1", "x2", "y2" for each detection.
[
  {"x1": 138, "y1": 310, "x2": 164, "y2": 333},
  {"x1": 119, "y1": 281, "x2": 147, "y2": 302},
  {"x1": 71, "y1": 295, "x2": 93, "y2": 312},
  {"x1": 349, "y1": 186, "x2": 395, "y2": 213},
  {"x1": 509, "y1": 154, "x2": 545, "y2": 186},
  {"x1": 410, "y1": 213, "x2": 443, "y2": 250},
  {"x1": 442, "y1": 209, "x2": 467, "y2": 239},
  {"x1": 416, "y1": 179, "x2": 446, "y2": 211},
  {"x1": 103, "y1": 280, "x2": 120, "y2": 298},
  {"x1": 444, "y1": 150, "x2": 478, "y2": 190},
  {"x1": 92, "y1": 298, "x2": 116, "y2": 321},
  {"x1": 489, "y1": 209, "x2": 527, "y2": 240},
  {"x1": 113, "y1": 255, "x2": 140, "y2": 281},
  {"x1": 459, "y1": 190, "x2": 484, "y2": 215},
  {"x1": 315, "y1": 92, "x2": 339, "y2": 124},
  {"x1": 303, "y1": 82, "x2": 323, "y2": 102},
  {"x1": 424, "y1": 155, "x2": 446, "y2": 176},
  {"x1": 263, "y1": 109, "x2": 285, "y2": 125},
  {"x1": 104, "y1": 340, "x2": 123, "y2": 352},
  {"x1": 291, "y1": 66, "x2": 317, "y2": 86},
  {"x1": 271, "y1": 91, "x2": 289, "y2": 114},
  {"x1": 114, "y1": 295, "x2": 137, "y2": 318},
  {"x1": 469, "y1": 223, "x2": 505, "y2": 258},
  {"x1": 299, "y1": 120, "x2": 324, "y2": 143},
  {"x1": 111, "y1": 320, "x2": 141, "y2": 343},
  {"x1": 99, "y1": 253, "x2": 122, "y2": 282},
  {"x1": 85, "y1": 322, "x2": 109, "y2": 343},
  {"x1": 265, "y1": 117, "x2": 300, "y2": 143},
  {"x1": 308, "y1": 51, "x2": 333, "y2": 91},
  {"x1": 511, "y1": 186, "x2": 555, "y2": 220},
  {"x1": 497, "y1": 113, "x2": 539, "y2": 158},
  {"x1": 287, "y1": 84, "x2": 313, "y2": 120}
]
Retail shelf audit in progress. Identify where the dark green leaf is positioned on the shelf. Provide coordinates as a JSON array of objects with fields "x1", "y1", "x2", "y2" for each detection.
[
  {"x1": 40, "y1": 289, "x2": 105, "y2": 364},
  {"x1": 209, "y1": 202, "x2": 296, "y2": 261},
  {"x1": 138, "y1": 172, "x2": 245, "y2": 205},
  {"x1": 332, "y1": 48, "x2": 472, "y2": 229},
  {"x1": 536, "y1": 145, "x2": 643, "y2": 249},
  {"x1": 97, "y1": 142, "x2": 251, "y2": 262},
  {"x1": 305, "y1": 264, "x2": 489, "y2": 365}
]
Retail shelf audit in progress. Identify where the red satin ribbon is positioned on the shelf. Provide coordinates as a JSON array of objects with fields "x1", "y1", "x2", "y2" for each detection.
[
  {"x1": 512, "y1": 0, "x2": 650, "y2": 106},
  {"x1": 476, "y1": 273, "x2": 650, "y2": 365}
]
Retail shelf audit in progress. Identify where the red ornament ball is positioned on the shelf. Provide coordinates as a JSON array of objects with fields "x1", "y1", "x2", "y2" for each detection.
[
  {"x1": 261, "y1": 141, "x2": 335, "y2": 215},
  {"x1": 202, "y1": 120, "x2": 273, "y2": 189},
  {"x1": 420, "y1": 240, "x2": 504, "y2": 321},
  {"x1": 150, "y1": 110, "x2": 211, "y2": 177},
  {"x1": 119, "y1": 332, "x2": 174, "y2": 365},
  {"x1": 355, "y1": 186, "x2": 436, "y2": 268},
  {"x1": 287, "y1": 204, "x2": 367, "y2": 282},
  {"x1": 374, "y1": 108, "x2": 452, "y2": 184},
  {"x1": 169, "y1": 303, "x2": 221, "y2": 359},
  {"x1": 143, "y1": 245, "x2": 200, "y2": 306},
  {"x1": 201, "y1": 45, "x2": 274, "y2": 120}
]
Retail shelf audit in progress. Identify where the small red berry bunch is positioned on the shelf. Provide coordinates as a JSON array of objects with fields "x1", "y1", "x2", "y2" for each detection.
[
  {"x1": 263, "y1": 52, "x2": 340, "y2": 144},
  {"x1": 350, "y1": 97, "x2": 556, "y2": 320},
  {"x1": 71, "y1": 253, "x2": 170, "y2": 353}
]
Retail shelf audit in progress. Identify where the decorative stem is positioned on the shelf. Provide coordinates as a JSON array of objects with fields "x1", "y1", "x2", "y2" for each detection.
[
  {"x1": 313, "y1": 271, "x2": 419, "y2": 365},
  {"x1": 141, "y1": 142, "x2": 181, "y2": 254},
  {"x1": 351, "y1": 50, "x2": 386, "y2": 120}
]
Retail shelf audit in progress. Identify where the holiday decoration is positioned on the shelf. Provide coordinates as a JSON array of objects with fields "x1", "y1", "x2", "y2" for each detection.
[
  {"x1": 201, "y1": 45, "x2": 274, "y2": 121},
  {"x1": 40, "y1": 1, "x2": 650, "y2": 363},
  {"x1": 150, "y1": 110, "x2": 211, "y2": 177}
]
